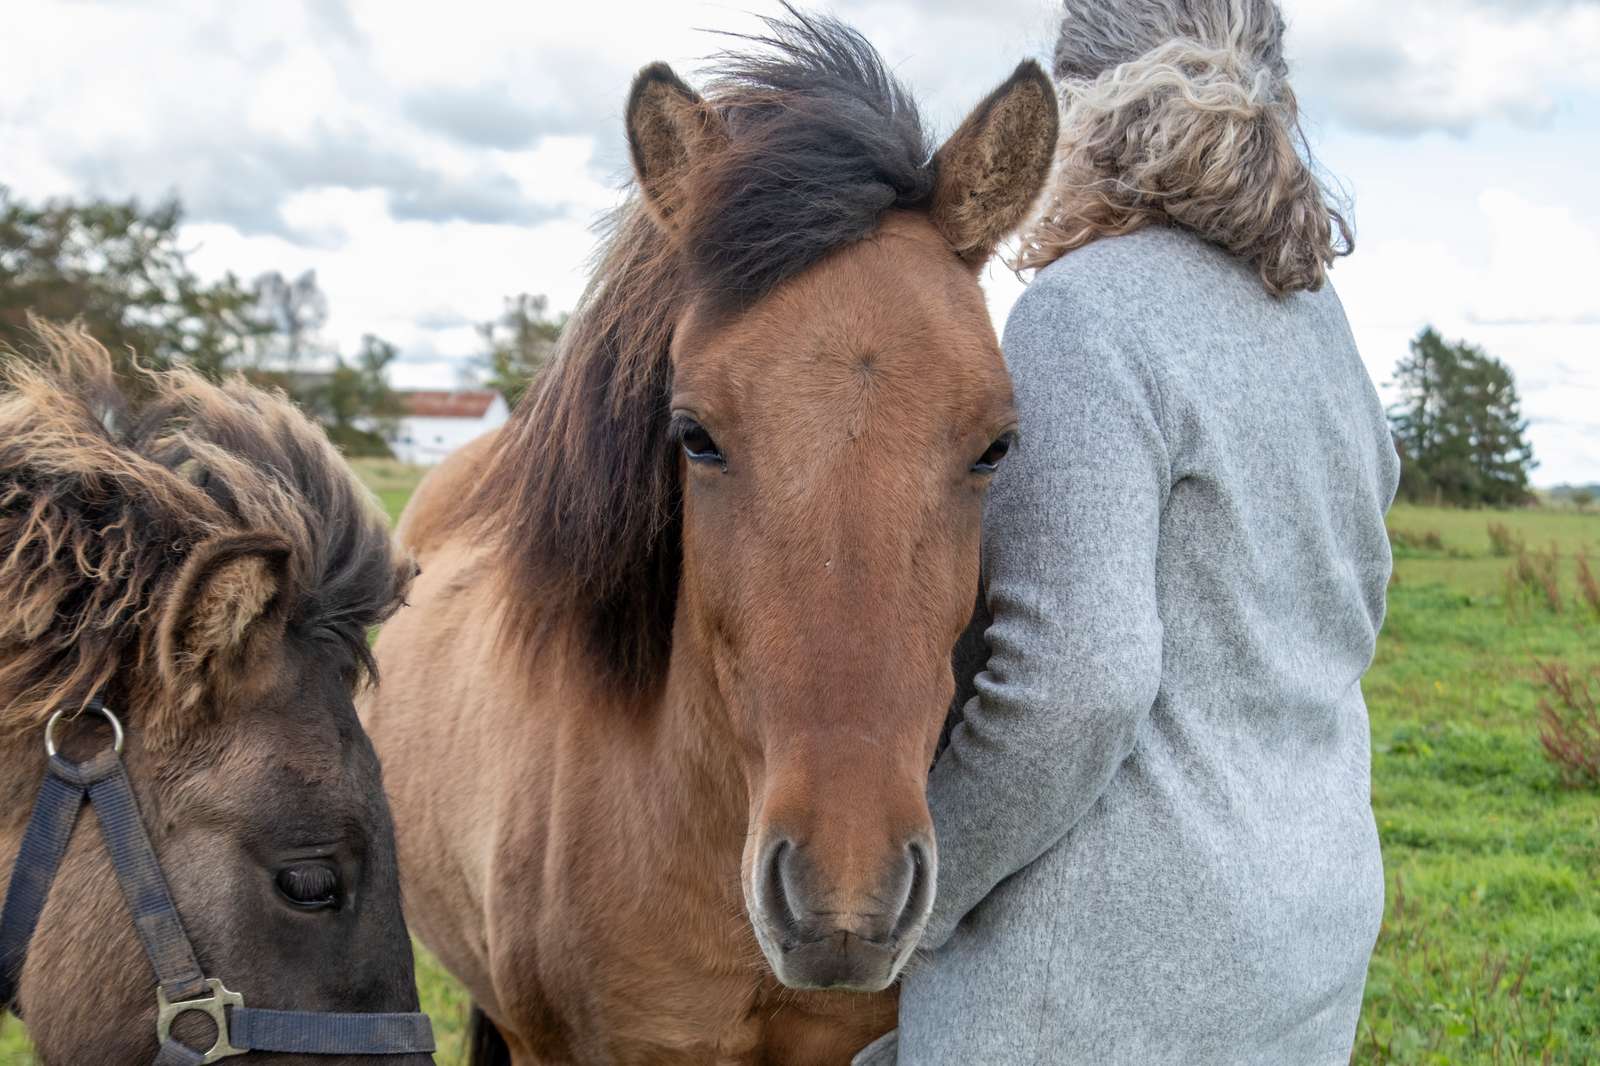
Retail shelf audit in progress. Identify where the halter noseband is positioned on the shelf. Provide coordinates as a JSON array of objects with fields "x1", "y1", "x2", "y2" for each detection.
[{"x1": 0, "y1": 702, "x2": 435, "y2": 1064}]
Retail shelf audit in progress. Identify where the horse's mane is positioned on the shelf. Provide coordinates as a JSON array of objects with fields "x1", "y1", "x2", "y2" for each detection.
[
  {"x1": 0, "y1": 322, "x2": 411, "y2": 736},
  {"x1": 460, "y1": 8, "x2": 937, "y2": 697}
]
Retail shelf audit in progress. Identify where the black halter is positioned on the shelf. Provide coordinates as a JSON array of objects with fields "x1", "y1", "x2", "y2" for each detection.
[{"x1": 0, "y1": 702, "x2": 435, "y2": 1064}]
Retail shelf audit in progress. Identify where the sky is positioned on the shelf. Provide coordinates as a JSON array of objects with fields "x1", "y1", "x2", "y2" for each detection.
[{"x1": 2, "y1": 0, "x2": 1598, "y2": 484}]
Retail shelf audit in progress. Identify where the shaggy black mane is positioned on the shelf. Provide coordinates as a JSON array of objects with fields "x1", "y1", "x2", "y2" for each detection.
[{"x1": 690, "y1": 5, "x2": 936, "y2": 309}]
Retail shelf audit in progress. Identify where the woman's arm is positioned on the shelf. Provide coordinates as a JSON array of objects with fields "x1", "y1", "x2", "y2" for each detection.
[{"x1": 921, "y1": 278, "x2": 1172, "y2": 950}]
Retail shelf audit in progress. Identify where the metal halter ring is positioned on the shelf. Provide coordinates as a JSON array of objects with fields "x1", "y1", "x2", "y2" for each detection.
[
  {"x1": 43, "y1": 703, "x2": 125, "y2": 758},
  {"x1": 157, "y1": 978, "x2": 247, "y2": 1063}
]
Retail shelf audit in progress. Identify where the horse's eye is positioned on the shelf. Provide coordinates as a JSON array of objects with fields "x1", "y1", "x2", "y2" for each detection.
[
  {"x1": 677, "y1": 419, "x2": 724, "y2": 464},
  {"x1": 973, "y1": 433, "x2": 1015, "y2": 474},
  {"x1": 276, "y1": 864, "x2": 340, "y2": 910}
]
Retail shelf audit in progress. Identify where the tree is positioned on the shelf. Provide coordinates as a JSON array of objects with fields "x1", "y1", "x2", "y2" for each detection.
[
  {"x1": 0, "y1": 185, "x2": 263, "y2": 379},
  {"x1": 0, "y1": 187, "x2": 409, "y2": 456},
  {"x1": 250, "y1": 269, "x2": 329, "y2": 370},
  {"x1": 1572, "y1": 489, "x2": 1595, "y2": 514},
  {"x1": 1388, "y1": 327, "x2": 1536, "y2": 506},
  {"x1": 477, "y1": 293, "x2": 563, "y2": 407},
  {"x1": 301, "y1": 334, "x2": 405, "y2": 457},
  {"x1": 1389, "y1": 327, "x2": 1450, "y2": 493},
  {"x1": 241, "y1": 271, "x2": 404, "y2": 456},
  {"x1": 1449, "y1": 346, "x2": 1535, "y2": 507}
]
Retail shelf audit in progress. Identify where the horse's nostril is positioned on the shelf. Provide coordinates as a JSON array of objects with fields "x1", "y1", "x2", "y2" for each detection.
[
  {"x1": 891, "y1": 839, "x2": 934, "y2": 943},
  {"x1": 761, "y1": 837, "x2": 800, "y2": 937},
  {"x1": 755, "y1": 834, "x2": 933, "y2": 950}
]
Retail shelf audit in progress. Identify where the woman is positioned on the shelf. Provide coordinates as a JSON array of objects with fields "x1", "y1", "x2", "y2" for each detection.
[{"x1": 855, "y1": 1, "x2": 1399, "y2": 1063}]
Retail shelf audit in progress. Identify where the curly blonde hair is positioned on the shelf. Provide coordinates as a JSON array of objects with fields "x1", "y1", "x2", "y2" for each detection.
[{"x1": 1018, "y1": 0, "x2": 1352, "y2": 295}]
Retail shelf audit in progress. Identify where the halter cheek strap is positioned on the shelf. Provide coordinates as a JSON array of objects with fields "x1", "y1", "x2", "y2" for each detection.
[{"x1": 0, "y1": 704, "x2": 434, "y2": 1064}]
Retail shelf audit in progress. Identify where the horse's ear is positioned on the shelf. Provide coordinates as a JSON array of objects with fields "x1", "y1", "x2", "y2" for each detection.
[
  {"x1": 155, "y1": 532, "x2": 293, "y2": 716},
  {"x1": 626, "y1": 62, "x2": 726, "y2": 231},
  {"x1": 931, "y1": 60, "x2": 1059, "y2": 266}
]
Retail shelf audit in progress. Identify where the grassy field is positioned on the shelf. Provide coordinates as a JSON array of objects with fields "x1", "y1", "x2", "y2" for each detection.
[
  {"x1": 4, "y1": 483, "x2": 1598, "y2": 1064},
  {"x1": 1359, "y1": 503, "x2": 1600, "y2": 1064}
]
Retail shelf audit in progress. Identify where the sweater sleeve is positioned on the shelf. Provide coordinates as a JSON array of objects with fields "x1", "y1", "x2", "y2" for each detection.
[{"x1": 920, "y1": 279, "x2": 1171, "y2": 950}]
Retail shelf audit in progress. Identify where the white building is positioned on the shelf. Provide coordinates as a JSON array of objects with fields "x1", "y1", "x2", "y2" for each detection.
[{"x1": 387, "y1": 390, "x2": 510, "y2": 465}]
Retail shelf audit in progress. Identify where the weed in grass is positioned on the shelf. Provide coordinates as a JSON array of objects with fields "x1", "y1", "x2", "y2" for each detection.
[
  {"x1": 1505, "y1": 566, "x2": 1531, "y2": 624},
  {"x1": 1489, "y1": 521, "x2": 1525, "y2": 558},
  {"x1": 1358, "y1": 874, "x2": 1571, "y2": 1065},
  {"x1": 1575, "y1": 553, "x2": 1600, "y2": 620},
  {"x1": 1390, "y1": 526, "x2": 1447, "y2": 555},
  {"x1": 1506, "y1": 545, "x2": 1565, "y2": 619},
  {"x1": 1537, "y1": 662, "x2": 1600, "y2": 790},
  {"x1": 1535, "y1": 545, "x2": 1564, "y2": 613}
]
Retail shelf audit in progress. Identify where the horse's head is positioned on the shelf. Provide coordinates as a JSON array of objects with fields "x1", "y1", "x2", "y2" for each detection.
[
  {"x1": 629, "y1": 20, "x2": 1057, "y2": 990},
  {"x1": 469, "y1": 10, "x2": 1055, "y2": 996},
  {"x1": 0, "y1": 327, "x2": 431, "y2": 1064}
]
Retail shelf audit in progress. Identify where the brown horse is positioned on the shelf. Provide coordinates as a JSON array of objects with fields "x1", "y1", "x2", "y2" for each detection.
[
  {"x1": 0, "y1": 326, "x2": 432, "y2": 1065},
  {"x1": 363, "y1": 11, "x2": 1058, "y2": 1066}
]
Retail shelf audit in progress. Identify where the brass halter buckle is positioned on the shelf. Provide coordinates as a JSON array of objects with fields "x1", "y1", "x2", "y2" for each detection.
[{"x1": 156, "y1": 978, "x2": 247, "y2": 1063}]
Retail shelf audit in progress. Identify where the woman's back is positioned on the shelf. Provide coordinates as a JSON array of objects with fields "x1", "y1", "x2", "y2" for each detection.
[
  {"x1": 890, "y1": 224, "x2": 1399, "y2": 1065},
  {"x1": 867, "y1": 3, "x2": 1404, "y2": 1062},
  {"x1": 1089, "y1": 225, "x2": 1398, "y2": 729}
]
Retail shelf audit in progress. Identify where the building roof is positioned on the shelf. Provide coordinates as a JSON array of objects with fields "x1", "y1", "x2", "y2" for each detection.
[{"x1": 397, "y1": 390, "x2": 501, "y2": 419}]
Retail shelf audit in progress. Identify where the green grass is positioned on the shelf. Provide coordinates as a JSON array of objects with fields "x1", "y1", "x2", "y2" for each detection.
[
  {"x1": 1358, "y1": 505, "x2": 1600, "y2": 1064},
  {"x1": 0, "y1": 1018, "x2": 26, "y2": 1063},
  {"x1": 352, "y1": 457, "x2": 426, "y2": 525},
  {"x1": 1387, "y1": 502, "x2": 1600, "y2": 598},
  {"x1": 5, "y1": 477, "x2": 1598, "y2": 1064},
  {"x1": 416, "y1": 947, "x2": 471, "y2": 1064}
]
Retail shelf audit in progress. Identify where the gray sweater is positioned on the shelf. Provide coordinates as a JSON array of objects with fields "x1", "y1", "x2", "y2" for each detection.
[{"x1": 855, "y1": 226, "x2": 1400, "y2": 1065}]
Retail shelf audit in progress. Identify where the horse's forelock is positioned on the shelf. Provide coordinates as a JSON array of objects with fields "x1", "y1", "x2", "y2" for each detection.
[{"x1": 0, "y1": 322, "x2": 409, "y2": 740}]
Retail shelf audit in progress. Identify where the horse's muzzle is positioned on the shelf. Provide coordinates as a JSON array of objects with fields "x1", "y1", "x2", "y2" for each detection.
[{"x1": 749, "y1": 833, "x2": 935, "y2": 991}]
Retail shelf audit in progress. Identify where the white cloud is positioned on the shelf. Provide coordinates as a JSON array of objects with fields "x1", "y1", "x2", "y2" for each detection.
[
  {"x1": 1469, "y1": 190, "x2": 1600, "y2": 325},
  {"x1": 2, "y1": 0, "x2": 1598, "y2": 482},
  {"x1": 1283, "y1": 0, "x2": 1600, "y2": 135},
  {"x1": 1331, "y1": 189, "x2": 1600, "y2": 485},
  {"x1": 182, "y1": 182, "x2": 610, "y2": 366},
  {"x1": 0, "y1": 0, "x2": 1062, "y2": 384}
]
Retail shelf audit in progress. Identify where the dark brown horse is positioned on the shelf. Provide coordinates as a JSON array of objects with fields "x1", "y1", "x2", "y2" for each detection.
[
  {"x1": 0, "y1": 325, "x2": 432, "y2": 1065},
  {"x1": 363, "y1": 11, "x2": 1058, "y2": 1065}
]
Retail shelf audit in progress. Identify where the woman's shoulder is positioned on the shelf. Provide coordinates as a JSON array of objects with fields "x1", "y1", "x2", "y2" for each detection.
[
  {"x1": 1009, "y1": 226, "x2": 1349, "y2": 357},
  {"x1": 1002, "y1": 225, "x2": 1363, "y2": 430},
  {"x1": 1028, "y1": 225, "x2": 1264, "y2": 307},
  {"x1": 1003, "y1": 228, "x2": 1229, "y2": 366}
]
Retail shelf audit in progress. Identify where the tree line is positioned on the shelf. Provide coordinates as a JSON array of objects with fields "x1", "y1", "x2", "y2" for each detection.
[
  {"x1": 0, "y1": 187, "x2": 1546, "y2": 497},
  {"x1": 0, "y1": 186, "x2": 563, "y2": 456}
]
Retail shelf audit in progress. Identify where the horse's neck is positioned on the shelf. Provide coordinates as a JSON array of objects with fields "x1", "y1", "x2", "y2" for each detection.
[
  {"x1": 649, "y1": 661, "x2": 749, "y2": 850},
  {"x1": 607, "y1": 642, "x2": 752, "y2": 901}
]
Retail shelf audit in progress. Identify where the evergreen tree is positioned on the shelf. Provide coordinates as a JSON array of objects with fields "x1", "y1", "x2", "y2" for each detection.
[
  {"x1": 1389, "y1": 327, "x2": 1535, "y2": 506},
  {"x1": 1390, "y1": 327, "x2": 1453, "y2": 499}
]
